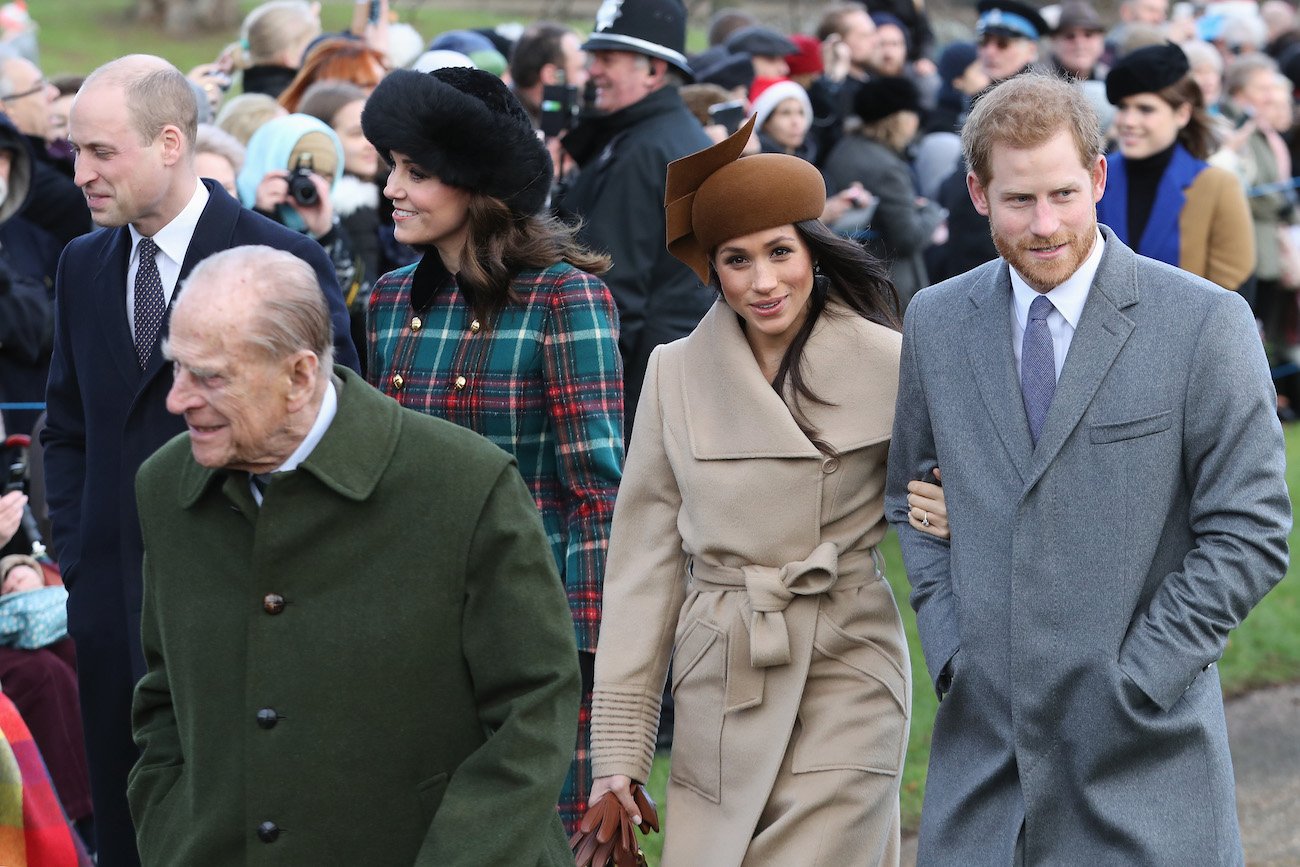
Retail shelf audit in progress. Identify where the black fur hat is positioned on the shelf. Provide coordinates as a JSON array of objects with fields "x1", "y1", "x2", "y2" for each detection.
[{"x1": 361, "y1": 67, "x2": 552, "y2": 217}]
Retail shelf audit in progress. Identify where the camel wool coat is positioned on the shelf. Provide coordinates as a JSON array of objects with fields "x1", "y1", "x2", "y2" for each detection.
[{"x1": 591, "y1": 300, "x2": 910, "y2": 866}]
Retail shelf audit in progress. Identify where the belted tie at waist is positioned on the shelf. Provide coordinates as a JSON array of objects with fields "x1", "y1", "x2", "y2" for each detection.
[{"x1": 688, "y1": 542, "x2": 881, "y2": 712}]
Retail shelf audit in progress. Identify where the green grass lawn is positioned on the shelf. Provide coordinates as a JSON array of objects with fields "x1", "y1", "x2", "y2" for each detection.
[
  {"x1": 34, "y1": 2, "x2": 585, "y2": 78},
  {"x1": 635, "y1": 423, "x2": 1300, "y2": 864}
]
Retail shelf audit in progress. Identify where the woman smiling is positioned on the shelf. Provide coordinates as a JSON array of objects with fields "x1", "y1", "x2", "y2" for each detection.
[
  {"x1": 588, "y1": 117, "x2": 946, "y2": 864},
  {"x1": 1096, "y1": 43, "x2": 1254, "y2": 290}
]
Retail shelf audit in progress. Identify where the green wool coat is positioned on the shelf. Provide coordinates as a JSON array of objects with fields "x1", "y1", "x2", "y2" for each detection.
[{"x1": 128, "y1": 366, "x2": 580, "y2": 866}]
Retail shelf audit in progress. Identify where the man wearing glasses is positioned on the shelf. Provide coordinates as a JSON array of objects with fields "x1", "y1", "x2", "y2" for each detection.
[
  {"x1": 0, "y1": 54, "x2": 91, "y2": 250},
  {"x1": 975, "y1": 0, "x2": 1047, "y2": 83}
]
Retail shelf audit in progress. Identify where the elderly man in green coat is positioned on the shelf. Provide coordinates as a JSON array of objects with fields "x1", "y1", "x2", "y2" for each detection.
[{"x1": 128, "y1": 245, "x2": 581, "y2": 866}]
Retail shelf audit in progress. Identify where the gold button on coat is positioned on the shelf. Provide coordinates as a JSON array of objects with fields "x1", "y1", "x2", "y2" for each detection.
[
  {"x1": 411, "y1": 316, "x2": 422, "y2": 331},
  {"x1": 453, "y1": 375, "x2": 467, "y2": 390},
  {"x1": 392, "y1": 374, "x2": 404, "y2": 390},
  {"x1": 469, "y1": 319, "x2": 481, "y2": 333}
]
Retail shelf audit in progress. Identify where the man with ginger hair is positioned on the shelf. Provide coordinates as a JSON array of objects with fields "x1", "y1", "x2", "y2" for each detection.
[
  {"x1": 42, "y1": 54, "x2": 356, "y2": 864},
  {"x1": 131, "y1": 246, "x2": 578, "y2": 864},
  {"x1": 886, "y1": 73, "x2": 1289, "y2": 863}
]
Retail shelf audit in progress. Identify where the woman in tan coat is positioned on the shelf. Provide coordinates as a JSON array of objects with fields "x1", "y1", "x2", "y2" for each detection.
[{"x1": 587, "y1": 117, "x2": 946, "y2": 866}]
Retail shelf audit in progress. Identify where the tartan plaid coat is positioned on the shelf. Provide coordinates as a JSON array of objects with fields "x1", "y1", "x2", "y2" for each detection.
[{"x1": 368, "y1": 256, "x2": 624, "y2": 653}]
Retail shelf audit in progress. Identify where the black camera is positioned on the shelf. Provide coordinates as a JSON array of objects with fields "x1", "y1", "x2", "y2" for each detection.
[
  {"x1": 540, "y1": 82, "x2": 580, "y2": 138},
  {"x1": 708, "y1": 100, "x2": 746, "y2": 135},
  {"x1": 288, "y1": 153, "x2": 319, "y2": 207}
]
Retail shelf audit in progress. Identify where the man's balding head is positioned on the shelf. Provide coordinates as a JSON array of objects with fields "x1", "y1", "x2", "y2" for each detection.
[
  {"x1": 82, "y1": 55, "x2": 198, "y2": 150},
  {"x1": 164, "y1": 246, "x2": 333, "y2": 472}
]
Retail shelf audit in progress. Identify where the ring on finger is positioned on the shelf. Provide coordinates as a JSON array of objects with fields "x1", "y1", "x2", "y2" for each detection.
[{"x1": 921, "y1": 511, "x2": 931, "y2": 527}]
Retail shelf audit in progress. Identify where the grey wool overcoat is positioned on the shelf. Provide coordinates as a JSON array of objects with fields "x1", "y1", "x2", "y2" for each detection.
[
  {"x1": 885, "y1": 227, "x2": 1290, "y2": 865},
  {"x1": 129, "y1": 367, "x2": 580, "y2": 866}
]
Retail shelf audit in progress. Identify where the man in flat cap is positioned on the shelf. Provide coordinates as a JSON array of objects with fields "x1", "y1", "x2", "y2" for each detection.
[
  {"x1": 556, "y1": 0, "x2": 711, "y2": 436},
  {"x1": 1047, "y1": 1, "x2": 1109, "y2": 81},
  {"x1": 130, "y1": 245, "x2": 580, "y2": 866},
  {"x1": 888, "y1": 72, "x2": 1288, "y2": 865},
  {"x1": 724, "y1": 25, "x2": 797, "y2": 79}
]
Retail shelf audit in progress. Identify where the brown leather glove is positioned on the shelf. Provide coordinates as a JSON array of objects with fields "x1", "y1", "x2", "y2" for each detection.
[{"x1": 570, "y1": 783, "x2": 660, "y2": 866}]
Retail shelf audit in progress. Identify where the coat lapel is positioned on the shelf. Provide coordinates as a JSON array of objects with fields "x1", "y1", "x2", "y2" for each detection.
[
  {"x1": 141, "y1": 180, "x2": 236, "y2": 382},
  {"x1": 1022, "y1": 228, "x2": 1137, "y2": 493},
  {"x1": 91, "y1": 227, "x2": 141, "y2": 386},
  {"x1": 682, "y1": 302, "x2": 821, "y2": 459},
  {"x1": 962, "y1": 263, "x2": 1033, "y2": 482},
  {"x1": 681, "y1": 299, "x2": 895, "y2": 459}
]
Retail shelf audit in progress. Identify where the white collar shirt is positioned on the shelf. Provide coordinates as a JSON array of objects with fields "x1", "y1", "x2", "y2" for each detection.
[
  {"x1": 1010, "y1": 231, "x2": 1105, "y2": 381},
  {"x1": 251, "y1": 381, "x2": 338, "y2": 505},
  {"x1": 126, "y1": 178, "x2": 209, "y2": 334}
]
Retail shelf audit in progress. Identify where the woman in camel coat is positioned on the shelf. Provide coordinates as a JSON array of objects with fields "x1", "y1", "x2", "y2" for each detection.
[{"x1": 588, "y1": 118, "x2": 946, "y2": 866}]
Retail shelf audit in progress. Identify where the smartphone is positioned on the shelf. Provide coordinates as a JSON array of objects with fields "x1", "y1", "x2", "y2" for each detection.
[
  {"x1": 540, "y1": 82, "x2": 579, "y2": 137},
  {"x1": 1235, "y1": 107, "x2": 1255, "y2": 129},
  {"x1": 368, "y1": 0, "x2": 381, "y2": 24},
  {"x1": 708, "y1": 100, "x2": 746, "y2": 135}
]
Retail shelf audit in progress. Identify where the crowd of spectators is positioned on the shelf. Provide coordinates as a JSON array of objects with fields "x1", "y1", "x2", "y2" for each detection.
[{"x1": 1, "y1": 0, "x2": 1299, "y2": 859}]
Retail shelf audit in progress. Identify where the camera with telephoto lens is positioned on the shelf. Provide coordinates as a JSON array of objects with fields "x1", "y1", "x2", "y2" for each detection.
[{"x1": 287, "y1": 153, "x2": 319, "y2": 207}]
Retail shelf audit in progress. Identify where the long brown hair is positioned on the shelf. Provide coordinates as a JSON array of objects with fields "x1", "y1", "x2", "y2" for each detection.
[
  {"x1": 1157, "y1": 75, "x2": 1219, "y2": 160},
  {"x1": 711, "y1": 219, "x2": 901, "y2": 453},
  {"x1": 456, "y1": 193, "x2": 611, "y2": 323}
]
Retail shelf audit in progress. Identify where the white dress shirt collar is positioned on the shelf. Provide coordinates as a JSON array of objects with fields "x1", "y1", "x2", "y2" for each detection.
[
  {"x1": 250, "y1": 381, "x2": 338, "y2": 505},
  {"x1": 128, "y1": 178, "x2": 209, "y2": 269},
  {"x1": 1010, "y1": 230, "x2": 1105, "y2": 331}
]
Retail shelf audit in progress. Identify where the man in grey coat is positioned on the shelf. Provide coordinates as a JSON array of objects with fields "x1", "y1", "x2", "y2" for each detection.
[{"x1": 886, "y1": 73, "x2": 1290, "y2": 865}]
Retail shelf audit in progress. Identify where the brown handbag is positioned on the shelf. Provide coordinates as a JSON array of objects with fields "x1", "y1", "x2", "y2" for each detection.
[{"x1": 570, "y1": 784, "x2": 661, "y2": 867}]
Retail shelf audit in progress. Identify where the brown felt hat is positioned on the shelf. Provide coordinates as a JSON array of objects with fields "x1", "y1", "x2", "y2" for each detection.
[{"x1": 665, "y1": 115, "x2": 826, "y2": 283}]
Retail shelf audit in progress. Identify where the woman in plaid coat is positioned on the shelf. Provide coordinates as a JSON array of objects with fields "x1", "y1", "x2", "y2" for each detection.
[{"x1": 361, "y1": 67, "x2": 622, "y2": 834}]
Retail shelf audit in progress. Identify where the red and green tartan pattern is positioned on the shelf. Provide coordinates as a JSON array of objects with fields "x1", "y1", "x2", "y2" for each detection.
[
  {"x1": 368, "y1": 259, "x2": 624, "y2": 653},
  {"x1": 0, "y1": 694, "x2": 93, "y2": 866},
  {"x1": 559, "y1": 688, "x2": 594, "y2": 836}
]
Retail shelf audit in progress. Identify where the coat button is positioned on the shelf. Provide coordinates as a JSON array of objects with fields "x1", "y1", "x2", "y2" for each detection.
[
  {"x1": 392, "y1": 373, "x2": 404, "y2": 390},
  {"x1": 256, "y1": 708, "x2": 279, "y2": 729},
  {"x1": 411, "y1": 316, "x2": 422, "y2": 331},
  {"x1": 263, "y1": 593, "x2": 285, "y2": 615},
  {"x1": 822, "y1": 457, "x2": 840, "y2": 474},
  {"x1": 469, "y1": 319, "x2": 481, "y2": 333},
  {"x1": 453, "y1": 375, "x2": 467, "y2": 390},
  {"x1": 257, "y1": 821, "x2": 279, "y2": 843}
]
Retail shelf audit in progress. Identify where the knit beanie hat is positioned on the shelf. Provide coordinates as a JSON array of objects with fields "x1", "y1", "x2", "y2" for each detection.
[
  {"x1": 937, "y1": 41, "x2": 980, "y2": 86},
  {"x1": 665, "y1": 115, "x2": 826, "y2": 282},
  {"x1": 785, "y1": 34, "x2": 824, "y2": 77},
  {"x1": 750, "y1": 77, "x2": 813, "y2": 131},
  {"x1": 0, "y1": 554, "x2": 43, "y2": 587},
  {"x1": 361, "y1": 67, "x2": 552, "y2": 217}
]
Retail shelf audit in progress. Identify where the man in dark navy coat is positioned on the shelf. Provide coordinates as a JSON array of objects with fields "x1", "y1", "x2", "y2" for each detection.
[{"x1": 41, "y1": 54, "x2": 358, "y2": 867}]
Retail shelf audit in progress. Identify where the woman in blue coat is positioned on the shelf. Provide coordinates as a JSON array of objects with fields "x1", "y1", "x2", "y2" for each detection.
[{"x1": 1096, "y1": 43, "x2": 1254, "y2": 291}]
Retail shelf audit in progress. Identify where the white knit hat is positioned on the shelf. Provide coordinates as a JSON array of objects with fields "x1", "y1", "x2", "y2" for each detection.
[{"x1": 751, "y1": 78, "x2": 813, "y2": 133}]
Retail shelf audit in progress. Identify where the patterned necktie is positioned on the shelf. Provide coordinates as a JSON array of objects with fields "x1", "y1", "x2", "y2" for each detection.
[
  {"x1": 1021, "y1": 294, "x2": 1057, "y2": 446},
  {"x1": 134, "y1": 237, "x2": 164, "y2": 369}
]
